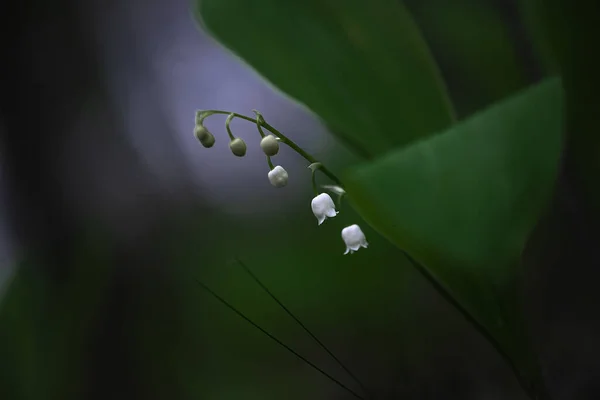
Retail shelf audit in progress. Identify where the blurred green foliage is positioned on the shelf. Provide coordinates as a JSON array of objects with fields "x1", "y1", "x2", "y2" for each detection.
[
  {"x1": 0, "y1": 235, "x2": 114, "y2": 399},
  {"x1": 3, "y1": 0, "x2": 597, "y2": 398}
]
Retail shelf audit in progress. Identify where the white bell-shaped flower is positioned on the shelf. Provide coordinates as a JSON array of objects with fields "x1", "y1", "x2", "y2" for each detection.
[
  {"x1": 341, "y1": 224, "x2": 368, "y2": 255},
  {"x1": 311, "y1": 193, "x2": 338, "y2": 225},
  {"x1": 268, "y1": 165, "x2": 288, "y2": 188}
]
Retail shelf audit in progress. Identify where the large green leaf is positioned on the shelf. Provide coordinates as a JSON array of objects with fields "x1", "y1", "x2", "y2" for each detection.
[
  {"x1": 194, "y1": 0, "x2": 456, "y2": 159},
  {"x1": 345, "y1": 78, "x2": 563, "y2": 382}
]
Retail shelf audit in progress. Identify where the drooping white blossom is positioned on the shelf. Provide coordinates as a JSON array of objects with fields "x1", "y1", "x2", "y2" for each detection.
[
  {"x1": 311, "y1": 193, "x2": 338, "y2": 225},
  {"x1": 268, "y1": 165, "x2": 288, "y2": 188},
  {"x1": 341, "y1": 224, "x2": 368, "y2": 255}
]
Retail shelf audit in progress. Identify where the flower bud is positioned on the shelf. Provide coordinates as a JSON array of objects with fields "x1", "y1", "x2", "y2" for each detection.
[
  {"x1": 229, "y1": 138, "x2": 247, "y2": 157},
  {"x1": 260, "y1": 135, "x2": 279, "y2": 156},
  {"x1": 268, "y1": 165, "x2": 288, "y2": 188},
  {"x1": 201, "y1": 133, "x2": 215, "y2": 148},
  {"x1": 194, "y1": 125, "x2": 215, "y2": 148},
  {"x1": 341, "y1": 224, "x2": 368, "y2": 255},
  {"x1": 194, "y1": 125, "x2": 208, "y2": 141}
]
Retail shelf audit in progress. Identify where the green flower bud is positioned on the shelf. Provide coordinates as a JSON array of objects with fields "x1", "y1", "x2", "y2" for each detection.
[
  {"x1": 260, "y1": 134, "x2": 279, "y2": 156},
  {"x1": 200, "y1": 132, "x2": 215, "y2": 148},
  {"x1": 194, "y1": 125, "x2": 209, "y2": 141},
  {"x1": 194, "y1": 125, "x2": 215, "y2": 148},
  {"x1": 229, "y1": 138, "x2": 247, "y2": 157}
]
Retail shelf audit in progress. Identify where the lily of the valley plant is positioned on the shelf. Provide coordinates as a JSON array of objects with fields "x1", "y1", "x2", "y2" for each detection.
[{"x1": 194, "y1": 109, "x2": 367, "y2": 254}]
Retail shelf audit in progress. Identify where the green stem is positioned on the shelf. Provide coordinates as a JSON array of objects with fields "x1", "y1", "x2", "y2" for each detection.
[
  {"x1": 311, "y1": 169, "x2": 319, "y2": 196},
  {"x1": 197, "y1": 110, "x2": 342, "y2": 186},
  {"x1": 252, "y1": 110, "x2": 267, "y2": 138},
  {"x1": 225, "y1": 113, "x2": 235, "y2": 140}
]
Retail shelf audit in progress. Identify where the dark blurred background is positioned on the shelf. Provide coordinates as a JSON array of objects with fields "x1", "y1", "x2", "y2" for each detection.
[{"x1": 0, "y1": 0, "x2": 598, "y2": 399}]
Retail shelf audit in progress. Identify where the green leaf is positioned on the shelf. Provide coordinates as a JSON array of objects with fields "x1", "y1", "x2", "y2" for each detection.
[
  {"x1": 345, "y1": 78, "x2": 563, "y2": 381},
  {"x1": 194, "y1": 0, "x2": 456, "y2": 159},
  {"x1": 405, "y1": 0, "x2": 533, "y2": 117}
]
